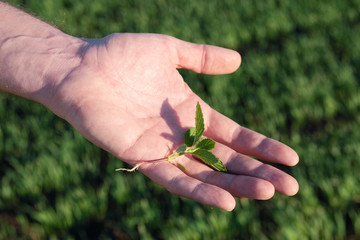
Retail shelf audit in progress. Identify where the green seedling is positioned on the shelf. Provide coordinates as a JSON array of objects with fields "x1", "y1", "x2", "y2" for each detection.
[
  {"x1": 116, "y1": 102, "x2": 227, "y2": 172},
  {"x1": 166, "y1": 102, "x2": 227, "y2": 172}
]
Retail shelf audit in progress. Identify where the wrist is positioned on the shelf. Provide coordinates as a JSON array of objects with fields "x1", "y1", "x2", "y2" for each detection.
[
  {"x1": 0, "y1": 32, "x2": 85, "y2": 105},
  {"x1": 28, "y1": 33, "x2": 85, "y2": 108},
  {"x1": 0, "y1": 2, "x2": 85, "y2": 108}
]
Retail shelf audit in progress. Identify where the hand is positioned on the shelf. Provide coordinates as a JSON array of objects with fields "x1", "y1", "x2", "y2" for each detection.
[{"x1": 49, "y1": 33, "x2": 299, "y2": 211}]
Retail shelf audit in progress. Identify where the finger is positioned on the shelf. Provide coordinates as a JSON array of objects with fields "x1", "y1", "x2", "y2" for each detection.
[
  {"x1": 211, "y1": 142, "x2": 299, "y2": 196},
  {"x1": 170, "y1": 37, "x2": 241, "y2": 74},
  {"x1": 205, "y1": 109, "x2": 299, "y2": 166},
  {"x1": 180, "y1": 156, "x2": 276, "y2": 199},
  {"x1": 176, "y1": 142, "x2": 298, "y2": 198},
  {"x1": 138, "y1": 160, "x2": 236, "y2": 211}
]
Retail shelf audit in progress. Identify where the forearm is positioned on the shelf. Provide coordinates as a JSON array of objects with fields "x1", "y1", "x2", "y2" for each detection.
[{"x1": 0, "y1": 2, "x2": 83, "y2": 106}]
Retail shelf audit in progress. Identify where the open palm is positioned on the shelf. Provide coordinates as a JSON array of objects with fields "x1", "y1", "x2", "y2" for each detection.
[{"x1": 53, "y1": 33, "x2": 299, "y2": 211}]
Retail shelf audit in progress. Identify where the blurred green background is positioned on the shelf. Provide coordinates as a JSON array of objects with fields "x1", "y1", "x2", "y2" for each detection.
[{"x1": 1, "y1": 0, "x2": 360, "y2": 239}]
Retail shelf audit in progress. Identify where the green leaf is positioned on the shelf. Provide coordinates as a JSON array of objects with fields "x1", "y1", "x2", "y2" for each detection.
[
  {"x1": 196, "y1": 138, "x2": 215, "y2": 150},
  {"x1": 192, "y1": 149, "x2": 227, "y2": 172},
  {"x1": 184, "y1": 127, "x2": 196, "y2": 147},
  {"x1": 177, "y1": 163, "x2": 187, "y2": 171},
  {"x1": 194, "y1": 102, "x2": 205, "y2": 144},
  {"x1": 176, "y1": 144, "x2": 187, "y2": 153}
]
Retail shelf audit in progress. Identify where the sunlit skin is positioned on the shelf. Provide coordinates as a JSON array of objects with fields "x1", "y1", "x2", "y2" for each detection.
[{"x1": 0, "y1": 3, "x2": 299, "y2": 211}]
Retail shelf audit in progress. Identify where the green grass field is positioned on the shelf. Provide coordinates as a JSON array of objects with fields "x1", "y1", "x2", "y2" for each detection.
[{"x1": 1, "y1": 0, "x2": 360, "y2": 239}]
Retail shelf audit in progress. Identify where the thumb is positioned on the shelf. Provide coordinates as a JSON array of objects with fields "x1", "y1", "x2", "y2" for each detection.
[{"x1": 171, "y1": 37, "x2": 241, "y2": 75}]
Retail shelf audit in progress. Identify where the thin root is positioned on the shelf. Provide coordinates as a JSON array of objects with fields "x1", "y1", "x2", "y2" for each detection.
[
  {"x1": 115, "y1": 157, "x2": 185, "y2": 173},
  {"x1": 115, "y1": 162, "x2": 144, "y2": 172}
]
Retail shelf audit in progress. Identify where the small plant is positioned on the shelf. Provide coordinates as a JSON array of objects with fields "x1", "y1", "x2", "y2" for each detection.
[
  {"x1": 116, "y1": 102, "x2": 227, "y2": 172},
  {"x1": 166, "y1": 102, "x2": 227, "y2": 172}
]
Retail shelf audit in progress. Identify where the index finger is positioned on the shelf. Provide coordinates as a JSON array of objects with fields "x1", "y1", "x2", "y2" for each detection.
[{"x1": 205, "y1": 109, "x2": 299, "y2": 166}]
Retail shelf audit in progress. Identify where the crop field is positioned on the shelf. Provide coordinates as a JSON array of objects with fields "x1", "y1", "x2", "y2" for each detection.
[{"x1": 1, "y1": 0, "x2": 360, "y2": 239}]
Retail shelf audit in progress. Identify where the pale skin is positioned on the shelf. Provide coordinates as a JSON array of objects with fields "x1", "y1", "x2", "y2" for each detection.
[{"x1": 0, "y1": 2, "x2": 299, "y2": 211}]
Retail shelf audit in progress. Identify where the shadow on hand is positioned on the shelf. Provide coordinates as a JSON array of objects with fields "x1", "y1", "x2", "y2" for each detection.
[{"x1": 160, "y1": 99, "x2": 186, "y2": 149}]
